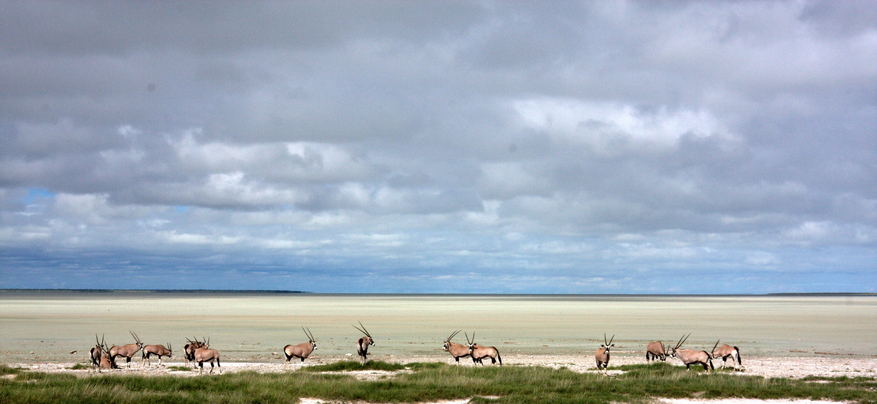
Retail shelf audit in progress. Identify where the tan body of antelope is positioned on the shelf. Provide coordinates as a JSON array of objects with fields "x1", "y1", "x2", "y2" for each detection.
[
  {"x1": 194, "y1": 338, "x2": 221, "y2": 374},
  {"x1": 141, "y1": 343, "x2": 172, "y2": 366},
  {"x1": 99, "y1": 346, "x2": 116, "y2": 371},
  {"x1": 442, "y1": 330, "x2": 472, "y2": 364},
  {"x1": 284, "y1": 327, "x2": 317, "y2": 364},
  {"x1": 594, "y1": 334, "x2": 615, "y2": 371},
  {"x1": 712, "y1": 341, "x2": 742, "y2": 370},
  {"x1": 353, "y1": 321, "x2": 375, "y2": 364},
  {"x1": 184, "y1": 337, "x2": 207, "y2": 367},
  {"x1": 109, "y1": 331, "x2": 144, "y2": 368},
  {"x1": 667, "y1": 334, "x2": 714, "y2": 371},
  {"x1": 646, "y1": 341, "x2": 668, "y2": 362},
  {"x1": 466, "y1": 332, "x2": 502, "y2": 366}
]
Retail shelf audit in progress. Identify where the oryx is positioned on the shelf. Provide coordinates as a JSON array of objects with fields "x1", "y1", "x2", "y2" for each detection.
[
  {"x1": 353, "y1": 321, "x2": 375, "y2": 364},
  {"x1": 194, "y1": 338, "x2": 221, "y2": 374},
  {"x1": 442, "y1": 330, "x2": 472, "y2": 365},
  {"x1": 667, "y1": 334, "x2": 714, "y2": 372},
  {"x1": 712, "y1": 340, "x2": 742, "y2": 370},
  {"x1": 283, "y1": 327, "x2": 317, "y2": 365},
  {"x1": 466, "y1": 332, "x2": 502, "y2": 366},
  {"x1": 594, "y1": 333, "x2": 615, "y2": 371},
  {"x1": 184, "y1": 337, "x2": 207, "y2": 368},
  {"x1": 99, "y1": 342, "x2": 115, "y2": 371},
  {"x1": 141, "y1": 342, "x2": 172, "y2": 366},
  {"x1": 646, "y1": 340, "x2": 668, "y2": 362},
  {"x1": 89, "y1": 334, "x2": 105, "y2": 372},
  {"x1": 109, "y1": 331, "x2": 144, "y2": 368}
]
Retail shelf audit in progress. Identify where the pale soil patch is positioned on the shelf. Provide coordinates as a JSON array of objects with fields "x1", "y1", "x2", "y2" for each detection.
[{"x1": 7, "y1": 353, "x2": 877, "y2": 379}]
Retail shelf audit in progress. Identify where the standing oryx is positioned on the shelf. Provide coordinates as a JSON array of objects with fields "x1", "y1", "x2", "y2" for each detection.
[
  {"x1": 141, "y1": 342, "x2": 173, "y2": 366},
  {"x1": 184, "y1": 337, "x2": 207, "y2": 368},
  {"x1": 283, "y1": 327, "x2": 317, "y2": 365},
  {"x1": 646, "y1": 340, "x2": 668, "y2": 362},
  {"x1": 712, "y1": 341, "x2": 743, "y2": 370},
  {"x1": 466, "y1": 332, "x2": 502, "y2": 366},
  {"x1": 194, "y1": 338, "x2": 221, "y2": 374},
  {"x1": 594, "y1": 333, "x2": 615, "y2": 371},
  {"x1": 667, "y1": 334, "x2": 715, "y2": 372},
  {"x1": 442, "y1": 330, "x2": 472, "y2": 365},
  {"x1": 353, "y1": 321, "x2": 375, "y2": 364},
  {"x1": 109, "y1": 331, "x2": 144, "y2": 368},
  {"x1": 89, "y1": 334, "x2": 105, "y2": 372}
]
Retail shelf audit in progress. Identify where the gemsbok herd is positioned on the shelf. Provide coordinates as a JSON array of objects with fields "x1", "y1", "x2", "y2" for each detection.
[{"x1": 87, "y1": 325, "x2": 741, "y2": 375}]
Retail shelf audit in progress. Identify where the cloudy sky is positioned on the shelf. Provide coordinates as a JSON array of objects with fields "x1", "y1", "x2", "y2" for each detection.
[{"x1": 1, "y1": 1, "x2": 876, "y2": 293}]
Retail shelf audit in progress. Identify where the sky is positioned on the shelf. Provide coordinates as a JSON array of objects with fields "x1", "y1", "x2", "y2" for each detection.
[{"x1": 1, "y1": 1, "x2": 876, "y2": 294}]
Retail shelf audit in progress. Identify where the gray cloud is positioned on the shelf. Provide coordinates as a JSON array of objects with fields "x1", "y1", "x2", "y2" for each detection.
[{"x1": 1, "y1": 1, "x2": 875, "y2": 293}]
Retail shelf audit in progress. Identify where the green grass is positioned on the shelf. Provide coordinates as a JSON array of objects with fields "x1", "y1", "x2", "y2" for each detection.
[{"x1": 0, "y1": 362, "x2": 875, "y2": 404}]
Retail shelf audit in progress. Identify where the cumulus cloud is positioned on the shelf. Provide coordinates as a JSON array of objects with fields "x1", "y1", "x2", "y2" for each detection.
[{"x1": 1, "y1": 1, "x2": 875, "y2": 293}]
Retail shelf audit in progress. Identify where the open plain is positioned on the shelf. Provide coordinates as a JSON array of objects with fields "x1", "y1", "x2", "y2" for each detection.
[{"x1": 1, "y1": 291, "x2": 876, "y2": 403}]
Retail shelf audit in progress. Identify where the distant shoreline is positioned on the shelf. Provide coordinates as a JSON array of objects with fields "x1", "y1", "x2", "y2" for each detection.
[{"x1": 1, "y1": 289, "x2": 874, "y2": 297}]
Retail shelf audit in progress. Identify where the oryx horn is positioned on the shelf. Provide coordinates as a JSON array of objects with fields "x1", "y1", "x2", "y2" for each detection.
[
  {"x1": 675, "y1": 333, "x2": 691, "y2": 350},
  {"x1": 604, "y1": 333, "x2": 615, "y2": 346},
  {"x1": 353, "y1": 321, "x2": 371, "y2": 338},
  {"x1": 302, "y1": 327, "x2": 315, "y2": 342},
  {"x1": 446, "y1": 329, "x2": 461, "y2": 342}
]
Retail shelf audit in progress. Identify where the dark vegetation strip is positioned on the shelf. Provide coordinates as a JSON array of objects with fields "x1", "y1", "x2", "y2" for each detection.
[{"x1": 1, "y1": 362, "x2": 875, "y2": 404}]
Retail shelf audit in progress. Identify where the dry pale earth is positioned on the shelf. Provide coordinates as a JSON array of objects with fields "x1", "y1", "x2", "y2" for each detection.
[{"x1": 7, "y1": 353, "x2": 876, "y2": 404}]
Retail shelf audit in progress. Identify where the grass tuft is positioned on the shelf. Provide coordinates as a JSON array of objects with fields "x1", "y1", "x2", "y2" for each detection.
[{"x1": 302, "y1": 360, "x2": 407, "y2": 372}]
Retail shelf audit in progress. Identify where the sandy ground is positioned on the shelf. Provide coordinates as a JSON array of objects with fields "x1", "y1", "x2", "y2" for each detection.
[
  {"x1": 10, "y1": 352, "x2": 877, "y2": 379},
  {"x1": 7, "y1": 353, "x2": 876, "y2": 403}
]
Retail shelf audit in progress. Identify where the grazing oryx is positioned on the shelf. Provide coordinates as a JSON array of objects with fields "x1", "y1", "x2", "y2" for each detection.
[
  {"x1": 109, "y1": 331, "x2": 144, "y2": 368},
  {"x1": 712, "y1": 340, "x2": 743, "y2": 370},
  {"x1": 646, "y1": 340, "x2": 668, "y2": 362},
  {"x1": 141, "y1": 342, "x2": 172, "y2": 366},
  {"x1": 594, "y1": 333, "x2": 615, "y2": 371},
  {"x1": 466, "y1": 332, "x2": 502, "y2": 366},
  {"x1": 353, "y1": 321, "x2": 375, "y2": 364},
  {"x1": 194, "y1": 338, "x2": 221, "y2": 374},
  {"x1": 667, "y1": 334, "x2": 714, "y2": 372},
  {"x1": 89, "y1": 334, "x2": 105, "y2": 372},
  {"x1": 442, "y1": 330, "x2": 472, "y2": 365},
  {"x1": 283, "y1": 327, "x2": 317, "y2": 365},
  {"x1": 184, "y1": 337, "x2": 207, "y2": 367}
]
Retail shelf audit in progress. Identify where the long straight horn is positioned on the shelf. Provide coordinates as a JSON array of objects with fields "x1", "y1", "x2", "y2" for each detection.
[
  {"x1": 674, "y1": 334, "x2": 686, "y2": 350},
  {"x1": 712, "y1": 339, "x2": 721, "y2": 353},
  {"x1": 130, "y1": 330, "x2": 141, "y2": 344},
  {"x1": 604, "y1": 333, "x2": 608, "y2": 345},
  {"x1": 464, "y1": 332, "x2": 471, "y2": 345},
  {"x1": 307, "y1": 328, "x2": 315, "y2": 342},
  {"x1": 358, "y1": 321, "x2": 372, "y2": 338},
  {"x1": 447, "y1": 329, "x2": 461, "y2": 342},
  {"x1": 95, "y1": 334, "x2": 101, "y2": 346},
  {"x1": 607, "y1": 334, "x2": 615, "y2": 346}
]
